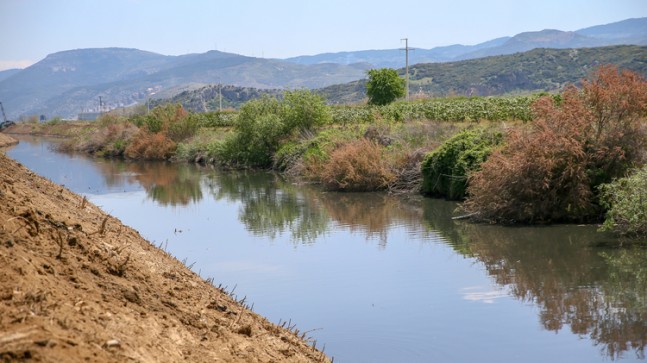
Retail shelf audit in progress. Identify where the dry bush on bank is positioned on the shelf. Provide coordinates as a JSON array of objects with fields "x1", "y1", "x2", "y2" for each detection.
[
  {"x1": 125, "y1": 131, "x2": 177, "y2": 160},
  {"x1": 58, "y1": 119, "x2": 139, "y2": 156},
  {"x1": 320, "y1": 138, "x2": 395, "y2": 191},
  {"x1": 463, "y1": 65, "x2": 647, "y2": 223}
]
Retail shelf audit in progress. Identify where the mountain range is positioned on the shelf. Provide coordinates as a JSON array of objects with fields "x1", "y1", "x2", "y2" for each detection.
[
  {"x1": 286, "y1": 17, "x2": 647, "y2": 67},
  {"x1": 0, "y1": 17, "x2": 645, "y2": 119}
]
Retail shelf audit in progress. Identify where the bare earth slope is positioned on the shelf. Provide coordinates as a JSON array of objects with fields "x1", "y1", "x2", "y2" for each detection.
[{"x1": 0, "y1": 152, "x2": 329, "y2": 363}]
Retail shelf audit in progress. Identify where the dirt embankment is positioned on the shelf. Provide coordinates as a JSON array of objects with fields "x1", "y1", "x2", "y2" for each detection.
[
  {"x1": 0, "y1": 153, "x2": 330, "y2": 363},
  {"x1": 0, "y1": 133, "x2": 18, "y2": 148}
]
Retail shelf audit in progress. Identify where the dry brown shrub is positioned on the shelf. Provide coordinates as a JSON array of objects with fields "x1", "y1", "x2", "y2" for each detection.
[
  {"x1": 320, "y1": 138, "x2": 395, "y2": 191},
  {"x1": 463, "y1": 65, "x2": 647, "y2": 224},
  {"x1": 125, "y1": 131, "x2": 176, "y2": 160},
  {"x1": 58, "y1": 121, "x2": 138, "y2": 156}
]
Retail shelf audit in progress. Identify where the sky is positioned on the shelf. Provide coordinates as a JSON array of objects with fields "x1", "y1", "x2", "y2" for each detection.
[{"x1": 0, "y1": 0, "x2": 646, "y2": 71}]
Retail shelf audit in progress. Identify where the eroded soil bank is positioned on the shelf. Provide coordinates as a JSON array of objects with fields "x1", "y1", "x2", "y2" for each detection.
[{"x1": 0, "y1": 151, "x2": 330, "y2": 363}]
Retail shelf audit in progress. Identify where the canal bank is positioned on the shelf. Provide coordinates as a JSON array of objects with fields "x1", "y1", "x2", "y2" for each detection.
[
  {"x1": 0, "y1": 153, "x2": 329, "y2": 363},
  {"x1": 0, "y1": 133, "x2": 17, "y2": 147}
]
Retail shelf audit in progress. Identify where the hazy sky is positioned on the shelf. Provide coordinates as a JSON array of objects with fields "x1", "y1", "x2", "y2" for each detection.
[{"x1": 1, "y1": 0, "x2": 645, "y2": 70}]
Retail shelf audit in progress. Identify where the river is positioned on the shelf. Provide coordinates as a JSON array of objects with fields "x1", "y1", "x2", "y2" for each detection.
[{"x1": 5, "y1": 135, "x2": 646, "y2": 362}]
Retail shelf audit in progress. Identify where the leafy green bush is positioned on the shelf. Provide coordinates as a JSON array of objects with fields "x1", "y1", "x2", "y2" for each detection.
[
  {"x1": 421, "y1": 128, "x2": 503, "y2": 200},
  {"x1": 216, "y1": 90, "x2": 331, "y2": 168},
  {"x1": 282, "y1": 90, "x2": 331, "y2": 132},
  {"x1": 599, "y1": 167, "x2": 647, "y2": 237}
]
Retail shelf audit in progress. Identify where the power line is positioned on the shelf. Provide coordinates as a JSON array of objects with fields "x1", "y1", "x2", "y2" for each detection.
[{"x1": 400, "y1": 38, "x2": 415, "y2": 101}]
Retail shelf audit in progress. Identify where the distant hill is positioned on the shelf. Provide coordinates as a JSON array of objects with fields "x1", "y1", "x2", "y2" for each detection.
[
  {"x1": 285, "y1": 37, "x2": 511, "y2": 68},
  {"x1": 150, "y1": 84, "x2": 282, "y2": 112},
  {"x1": 319, "y1": 45, "x2": 647, "y2": 103},
  {"x1": 286, "y1": 18, "x2": 647, "y2": 68},
  {"x1": 1, "y1": 17, "x2": 645, "y2": 119},
  {"x1": 0, "y1": 48, "x2": 369, "y2": 119},
  {"x1": 0, "y1": 69, "x2": 21, "y2": 82}
]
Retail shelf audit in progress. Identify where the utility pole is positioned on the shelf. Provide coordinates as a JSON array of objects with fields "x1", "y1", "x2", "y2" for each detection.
[
  {"x1": 219, "y1": 83, "x2": 222, "y2": 111},
  {"x1": 400, "y1": 38, "x2": 411, "y2": 101}
]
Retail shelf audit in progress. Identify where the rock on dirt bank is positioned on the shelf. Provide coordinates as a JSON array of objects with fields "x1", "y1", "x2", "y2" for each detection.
[{"x1": 0, "y1": 153, "x2": 330, "y2": 363}]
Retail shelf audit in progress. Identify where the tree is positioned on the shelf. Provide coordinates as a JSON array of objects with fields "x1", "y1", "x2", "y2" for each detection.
[{"x1": 366, "y1": 68, "x2": 405, "y2": 105}]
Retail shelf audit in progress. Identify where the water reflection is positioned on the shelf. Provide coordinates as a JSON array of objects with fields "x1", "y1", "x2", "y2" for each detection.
[
  {"x1": 204, "y1": 170, "x2": 438, "y2": 246},
  {"x1": 204, "y1": 171, "x2": 329, "y2": 242},
  {"x1": 423, "y1": 202, "x2": 647, "y2": 360},
  {"x1": 94, "y1": 160, "x2": 203, "y2": 206},
  {"x1": 203, "y1": 170, "x2": 647, "y2": 359},
  {"x1": 6, "y1": 136, "x2": 647, "y2": 361}
]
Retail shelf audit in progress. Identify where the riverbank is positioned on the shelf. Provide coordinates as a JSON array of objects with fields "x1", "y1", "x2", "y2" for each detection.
[
  {"x1": 0, "y1": 153, "x2": 330, "y2": 362},
  {"x1": 0, "y1": 133, "x2": 18, "y2": 147}
]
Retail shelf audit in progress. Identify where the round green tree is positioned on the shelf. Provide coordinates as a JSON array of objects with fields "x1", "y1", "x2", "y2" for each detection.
[{"x1": 366, "y1": 68, "x2": 405, "y2": 105}]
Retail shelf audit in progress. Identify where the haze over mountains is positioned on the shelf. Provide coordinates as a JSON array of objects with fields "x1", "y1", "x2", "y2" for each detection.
[
  {"x1": 287, "y1": 18, "x2": 647, "y2": 67},
  {"x1": 0, "y1": 18, "x2": 645, "y2": 119}
]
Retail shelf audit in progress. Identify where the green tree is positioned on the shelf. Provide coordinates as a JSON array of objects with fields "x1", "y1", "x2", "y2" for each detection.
[{"x1": 366, "y1": 68, "x2": 405, "y2": 106}]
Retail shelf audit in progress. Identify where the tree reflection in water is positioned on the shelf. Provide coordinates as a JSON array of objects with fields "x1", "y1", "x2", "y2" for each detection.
[
  {"x1": 90, "y1": 157, "x2": 646, "y2": 360},
  {"x1": 423, "y1": 199, "x2": 647, "y2": 360},
  {"x1": 94, "y1": 160, "x2": 203, "y2": 206},
  {"x1": 203, "y1": 170, "x2": 435, "y2": 246},
  {"x1": 204, "y1": 170, "x2": 330, "y2": 242}
]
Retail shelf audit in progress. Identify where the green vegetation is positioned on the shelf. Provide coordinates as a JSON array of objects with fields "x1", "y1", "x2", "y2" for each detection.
[
  {"x1": 329, "y1": 95, "x2": 537, "y2": 124},
  {"x1": 599, "y1": 167, "x2": 647, "y2": 237},
  {"x1": 216, "y1": 90, "x2": 331, "y2": 168},
  {"x1": 43, "y1": 64, "x2": 647, "y2": 238},
  {"x1": 421, "y1": 128, "x2": 503, "y2": 200},
  {"x1": 366, "y1": 68, "x2": 405, "y2": 106}
]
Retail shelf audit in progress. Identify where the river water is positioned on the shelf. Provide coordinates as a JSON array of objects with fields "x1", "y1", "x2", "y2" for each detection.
[{"x1": 5, "y1": 135, "x2": 646, "y2": 363}]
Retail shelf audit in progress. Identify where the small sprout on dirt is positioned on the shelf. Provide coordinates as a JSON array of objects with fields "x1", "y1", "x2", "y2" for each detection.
[
  {"x1": 99, "y1": 217, "x2": 108, "y2": 236},
  {"x1": 56, "y1": 230, "x2": 65, "y2": 259},
  {"x1": 79, "y1": 196, "x2": 87, "y2": 209}
]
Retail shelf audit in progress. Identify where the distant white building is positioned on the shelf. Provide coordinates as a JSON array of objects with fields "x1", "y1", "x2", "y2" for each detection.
[{"x1": 77, "y1": 112, "x2": 101, "y2": 121}]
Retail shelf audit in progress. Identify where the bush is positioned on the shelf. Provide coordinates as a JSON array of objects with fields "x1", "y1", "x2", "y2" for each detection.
[
  {"x1": 320, "y1": 138, "x2": 394, "y2": 191},
  {"x1": 421, "y1": 128, "x2": 503, "y2": 200},
  {"x1": 599, "y1": 167, "x2": 647, "y2": 236},
  {"x1": 132, "y1": 103, "x2": 198, "y2": 142},
  {"x1": 125, "y1": 131, "x2": 176, "y2": 160},
  {"x1": 58, "y1": 118, "x2": 138, "y2": 157},
  {"x1": 217, "y1": 96, "x2": 284, "y2": 167},
  {"x1": 282, "y1": 90, "x2": 331, "y2": 133},
  {"x1": 463, "y1": 65, "x2": 647, "y2": 223},
  {"x1": 216, "y1": 90, "x2": 331, "y2": 168},
  {"x1": 274, "y1": 128, "x2": 358, "y2": 178}
]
